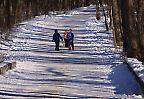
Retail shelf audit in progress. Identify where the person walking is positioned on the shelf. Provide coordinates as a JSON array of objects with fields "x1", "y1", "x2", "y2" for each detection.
[
  {"x1": 63, "y1": 29, "x2": 69, "y2": 47},
  {"x1": 52, "y1": 29, "x2": 63, "y2": 51},
  {"x1": 67, "y1": 29, "x2": 74, "y2": 50}
]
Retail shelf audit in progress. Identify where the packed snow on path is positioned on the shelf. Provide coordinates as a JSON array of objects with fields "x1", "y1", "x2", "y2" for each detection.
[{"x1": 0, "y1": 5, "x2": 143, "y2": 98}]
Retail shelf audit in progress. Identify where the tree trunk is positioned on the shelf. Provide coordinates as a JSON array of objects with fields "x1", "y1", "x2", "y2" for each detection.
[
  {"x1": 96, "y1": 0, "x2": 101, "y2": 20},
  {"x1": 100, "y1": 1, "x2": 109, "y2": 31},
  {"x1": 138, "y1": 0, "x2": 144, "y2": 60},
  {"x1": 112, "y1": 0, "x2": 122, "y2": 47}
]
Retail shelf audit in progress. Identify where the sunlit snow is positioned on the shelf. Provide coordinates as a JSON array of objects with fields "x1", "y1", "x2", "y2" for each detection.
[{"x1": 0, "y1": 5, "x2": 143, "y2": 98}]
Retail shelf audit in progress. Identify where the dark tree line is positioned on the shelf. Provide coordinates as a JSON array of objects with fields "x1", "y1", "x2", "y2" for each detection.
[
  {"x1": 95, "y1": 0, "x2": 144, "y2": 61},
  {"x1": 0, "y1": 0, "x2": 95, "y2": 31},
  {"x1": 1, "y1": 0, "x2": 143, "y2": 61}
]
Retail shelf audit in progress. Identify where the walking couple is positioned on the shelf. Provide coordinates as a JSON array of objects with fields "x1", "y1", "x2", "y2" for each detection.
[{"x1": 52, "y1": 29, "x2": 74, "y2": 51}]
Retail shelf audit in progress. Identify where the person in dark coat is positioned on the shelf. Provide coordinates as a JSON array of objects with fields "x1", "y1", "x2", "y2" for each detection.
[{"x1": 52, "y1": 29, "x2": 63, "y2": 51}]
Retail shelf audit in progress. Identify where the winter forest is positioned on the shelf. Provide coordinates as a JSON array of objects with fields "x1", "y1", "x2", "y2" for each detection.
[
  {"x1": 0, "y1": 0, "x2": 144, "y2": 62},
  {"x1": 0, "y1": 0, "x2": 144, "y2": 98}
]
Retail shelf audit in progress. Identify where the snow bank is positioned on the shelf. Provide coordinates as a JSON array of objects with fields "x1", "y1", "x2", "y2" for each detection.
[{"x1": 127, "y1": 58, "x2": 144, "y2": 82}]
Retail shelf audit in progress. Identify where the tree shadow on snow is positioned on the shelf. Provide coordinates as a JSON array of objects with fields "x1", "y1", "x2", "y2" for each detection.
[{"x1": 108, "y1": 63, "x2": 141, "y2": 95}]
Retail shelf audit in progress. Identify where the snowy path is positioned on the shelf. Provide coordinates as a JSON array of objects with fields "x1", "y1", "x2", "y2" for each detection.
[{"x1": 0, "y1": 6, "x2": 142, "y2": 98}]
